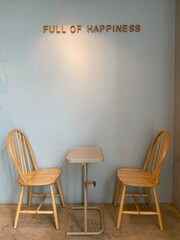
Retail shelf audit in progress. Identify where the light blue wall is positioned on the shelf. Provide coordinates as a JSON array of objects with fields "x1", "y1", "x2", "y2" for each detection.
[{"x1": 0, "y1": 0, "x2": 175, "y2": 203}]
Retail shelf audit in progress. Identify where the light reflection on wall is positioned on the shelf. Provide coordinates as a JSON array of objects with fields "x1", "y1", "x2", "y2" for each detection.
[{"x1": 35, "y1": 30, "x2": 112, "y2": 93}]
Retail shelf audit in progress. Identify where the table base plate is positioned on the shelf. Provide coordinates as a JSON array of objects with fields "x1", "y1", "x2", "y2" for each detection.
[{"x1": 66, "y1": 206, "x2": 104, "y2": 236}]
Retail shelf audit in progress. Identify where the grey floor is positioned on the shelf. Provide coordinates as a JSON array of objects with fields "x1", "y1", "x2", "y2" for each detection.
[{"x1": 0, "y1": 203, "x2": 179, "y2": 240}]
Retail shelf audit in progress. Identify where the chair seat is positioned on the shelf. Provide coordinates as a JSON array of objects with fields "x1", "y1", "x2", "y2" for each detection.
[
  {"x1": 117, "y1": 168, "x2": 158, "y2": 187},
  {"x1": 18, "y1": 168, "x2": 61, "y2": 186}
]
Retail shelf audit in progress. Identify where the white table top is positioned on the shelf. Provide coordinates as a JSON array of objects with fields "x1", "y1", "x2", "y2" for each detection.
[{"x1": 66, "y1": 147, "x2": 104, "y2": 163}]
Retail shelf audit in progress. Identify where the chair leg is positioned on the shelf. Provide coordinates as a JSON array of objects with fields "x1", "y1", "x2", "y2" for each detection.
[
  {"x1": 56, "y1": 179, "x2": 65, "y2": 207},
  {"x1": 28, "y1": 186, "x2": 32, "y2": 206},
  {"x1": 147, "y1": 187, "x2": 152, "y2": 207},
  {"x1": 117, "y1": 184, "x2": 126, "y2": 229},
  {"x1": 152, "y1": 187, "x2": 163, "y2": 231},
  {"x1": 50, "y1": 184, "x2": 59, "y2": 230},
  {"x1": 114, "y1": 179, "x2": 121, "y2": 206},
  {"x1": 14, "y1": 186, "x2": 24, "y2": 229}
]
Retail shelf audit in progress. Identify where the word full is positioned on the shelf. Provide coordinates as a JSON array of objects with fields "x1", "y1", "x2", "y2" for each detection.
[{"x1": 43, "y1": 24, "x2": 141, "y2": 34}]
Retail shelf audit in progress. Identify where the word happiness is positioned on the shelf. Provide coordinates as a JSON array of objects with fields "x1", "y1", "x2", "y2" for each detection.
[{"x1": 43, "y1": 24, "x2": 141, "y2": 34}]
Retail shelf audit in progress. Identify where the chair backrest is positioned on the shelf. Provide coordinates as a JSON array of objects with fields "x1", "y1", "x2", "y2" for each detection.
[
  {"x1": 143, "y1": 130, "x2": 170, "y2": 185},
  {"x1": 7, "y1": 129, "x2": 38, "y2": 182}
]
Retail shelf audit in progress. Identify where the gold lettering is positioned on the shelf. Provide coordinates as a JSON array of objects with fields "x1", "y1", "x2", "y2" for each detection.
[
  {"x1": 43, "y1": 23, "x2": 141, "y2": 34},
  {"x1": 135, "y1": 24, "x2": 141, "y2": 32},
  {"x1": 62, "y1": 25, "x2": 66, "y2": 33},
  {"x1": 129, "y1": 25, "x2": 134, "y2": 32},
  {"x1": 70, "y1": 25, "x2": 76, "y2": 33},
  {"x1": 43, "y1": 25, "x2": 48, "y2": 33},
  {"x1": 116, "y1": 25, "x2": 123, "y2": 32},
  {"x1": 86, "y1": 25, "x2": 93, "y2": 33},
  {"x1": 106, "y1": 25, "x2": 111, "y2": 32},
  {"x1": 94, "y1": 25, "x2": 99, "y2": 33},
  {"x1": 123, "y1": 25, "x2": 128, "y2": 32},
  {"x1": 100, "y1": 25, "x2": 105, "y2": 32},
  {"x1": 77, "y1": 25, "x2": 82, "y2": 33},
  {"x1": 56, "y1": 25, "x2": 60, "y2": 33},
  {"x1": 49, "y1": 25, "x2": 55, "y2": 33}
]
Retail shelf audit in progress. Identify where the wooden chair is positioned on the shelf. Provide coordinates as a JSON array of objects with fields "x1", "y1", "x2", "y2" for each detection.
[
  {"x1": 113, "y1": 130, "x2": 170, "y2": 231},
  {"x1": 7, "y1": 129, "x2": 65, "y2": 229}
]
